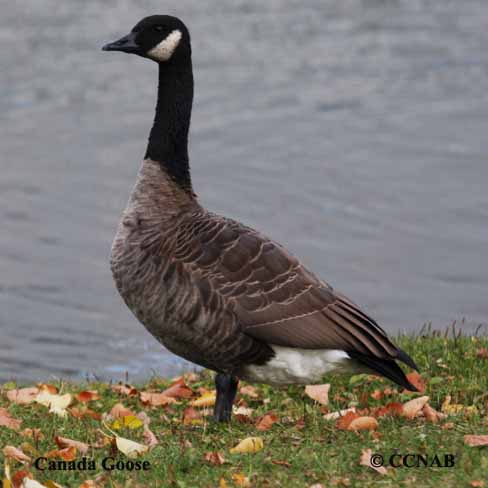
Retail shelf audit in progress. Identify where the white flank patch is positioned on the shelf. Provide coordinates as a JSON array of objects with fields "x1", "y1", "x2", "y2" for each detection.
[
  {"x1": 242, "y1": 346, "x2": 353, "y2": 385},
  {"x1": 147, "y1": 30, "x2": 182, "y2": 62}
]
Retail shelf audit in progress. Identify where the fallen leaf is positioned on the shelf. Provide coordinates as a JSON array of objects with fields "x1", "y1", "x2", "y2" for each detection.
[
  {"x1": 109, "y1": 403, "x2": 135, "y2": 419},
  {"x1": 219, "y1": 478, "x2": 227, "y2": 488},
  {"x1": 20, "y1": 429, "x2": 43, "y2": 441},
  {"x1": 76, "y1": 391, "x2": 100, "y2": 403},
  {"x1": 3, "y1": 446, "x2": 31, "y2": 464},
  {"x1": 12, "y1": 469, "x2": 32, "y2": 488},
  {"x1": 336, "y1": 411, "x2": 360, "y2": 430},
  {"x1": 21, "y1": 480, "x2": 48, "y2": 488},
  {"x1": 161, "y1": 378, "x2": 194, "y2": 399},
  {"x1": 370, "y1": 389, "x2": 382, "y2": 401},
  {"x1": 55, "y1": 436, "x2": 89, "y2": 455},
  {"x1": 230, "y1": 437, "x2": 263, "y2": 454},
  {"x1": 41, "y1": 481, "x2": 63, "y2": 488},
  {"x1": 79, "y1": 481, "x2": 99, "y2": 488},
  {"x1": 0, "y1": 408, "x2": 22, "y2": 430},
  {"x1": 359, "y1": 448, "x2": 387, "y2": 475},
  {"x1": 475, "y1": 348, "x2": 488, "y2": 359},
  {"x1": 464, "y1": 435, "x2": 488, "y2": 447},
  {"x1": 184, "y1": 372, "x2": 200, "y2": 383},
  {"x1": 35, "y1": 392, "x2": 72, "y2": 417},
  {"x1": 347, "y1": 416, "x2": 378, "y2": 431},
  {"x1": 204, "y1": 451, "x2": 225, "y2": 466},
  {"x1": 37, "y1": 384, "x2": 58, "y2": 395},
  {"x1": 115, "y1": 436, "x2": 148, "y2": 458},
  {"x1": 239, "y1": 385, "x2": 258, "y2": 399},
  {"x1": 304, "y1": 384, "x2": 330, "y2": 406},
  {"x1": 324, "y1": 408, "x2": 356, "y2": 421},
  {"x1": 256, "y1": 413, "x2": 278, "y2": 431},
  {"x1": 442, "y1": 422, "x2": 455, "y2": 430},
  {"x1": 190, "y1": 391, "x2": 216, "y2": 408},
  {"x1": 46, "y1": 447, "x2": 77, "y2": 461},
  {"x1": 140, "y1": 391, "x2": 177, "y2": 407},
  {"x1": 271, "y1": 460, "x2": 291, "y2": 468},
  {"x1": 422, "y1": 403, "x2": 445, "y2": 423},
  {"x1": 374, "y1": 402, "x2": 403, "y2": 418},
  {"x1": 402, "y1": 395, "x2": 429, "y2": 419},
  {"x1": 70, "y1": 406, "x2": 102, "y2": 420},
  {"x1": 112, "y1": 415, "x2": 143, "y2": 430},
  {"x1": 7, "y1": 388, "x2": 39, "y2": 405},
  {"x1": 183, "y1": 407, "x2": 203, "y2": 425},
  {"x1": 470, "y1": 481, "x2": 484, "y2": 488},
  {"x1": 234, "y1": 406, "x2": 254, "y2": 417},
  {"x1": 231, "y1": 473, "x2": 251, "y2": 487},
  {"x1": 404, "y1": 372, "x2": 426, "y2": 394},
  {"x1": 143, "y1": 426, "x2": 158, "y2": 449},
  {"x1": 111, "y1": 383, "x2": 138, "y2": 396}
]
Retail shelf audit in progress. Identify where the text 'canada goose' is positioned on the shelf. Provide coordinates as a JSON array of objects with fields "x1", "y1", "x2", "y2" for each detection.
[{"x1": 102, "y1": 15, "x2": 419, "y2": 422}]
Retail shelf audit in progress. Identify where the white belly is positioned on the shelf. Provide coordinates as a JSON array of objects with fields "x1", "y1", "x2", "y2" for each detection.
[{"x1": 241, "y1": 346, "x2": 354, "y2": 385}]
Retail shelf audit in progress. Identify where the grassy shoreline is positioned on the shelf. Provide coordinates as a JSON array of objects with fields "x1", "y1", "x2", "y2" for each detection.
[{"x1": 1, "y1": 333, "x2": 487, "y2": 487}]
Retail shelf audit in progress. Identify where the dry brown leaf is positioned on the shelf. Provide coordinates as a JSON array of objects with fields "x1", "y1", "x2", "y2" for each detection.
[
  {"x1": 7, "y1": 388, "x2": 39, "y2": 405},
  {"x1": 37, "y1": 384, "x2": 58, "y2": 394},
  {"x1": 184, "y1": 372, "x2": 200, "y2": 383},
  {"x1": 204, "y1": 451, "x2": 225, "y2": 466},
  {"x1": 464, "y1": 435, "x2": 488, "y2": 447},
  {"x1": 46, "y1": 446, "x2": 77, "y2": 461},
  {"x1": 271, "y1": 460, "x2": 292, "y2": 468},
  {"x1": 256, "y1": 413, "x2": 278, "y2": 431},
  {"x1": 374, "y1": 402, "x2": 404, "y2": 418},
  {"x1": 304, "y1": 384, "x2": 330, "y2": 406},
  {"x1": 55, "y1": 436, "x2": 89, "y2": 455},
  {"x1": 109, "y1": 403, "x2": 135, "y2": 419},
  {"x1": 422, "y1": 403, "x2": 445, "y2": 423},
  {"x1": 161, "y1": 378, "x2": 194, "y2": 399},
  {"x1": 370, "y1": 389, "x2": 382, "y2": 401},
  {"x1": 402, "y1": 395, "x2": 429, "y2": 419},
  {"x1": 79, "y1": 482, "x2": 99, "y2": 488},
  {"x1": 12, "y1": 470, "x2": 33, "y2": 488},
  {"x1": 69, "y1": 406, "x2": 102, "y2": 420},
  {"x1": 404, "y1": 372, "x2": 426, "y2": 394},
  {"x1": 230, "y1": 437, "x2": 263, "y2": 454},
  {"x1": 76, "y1": 391, "x2": 100, "y2": 403},
  {"x1": 442, "y1": 422, "x2": 455, "y2": 430},
  {"x1": 183, "y1": 407, "x2": 203, "y2": 425},
  {"x1": 231, "y1": 473, "x2": 251, "y2": 487},
  {"x1": 470, "y1": 481, "x2": 484, "y2": 488},
  {"x1": 20, "y1": 429, "x2": 43, "y2": 441},
  {"x1": 347, "y1": 416, "x2": 378, "y2": 431},
  {"x1": 140, "y1": 391, "x2": 177, "y2": 407},
  {"x1": 0, "y1": 408, "x2": 22, "y2": 430},
  {"x1": 143, "y1": 426, "x2": 158, "y2": 449},
  {"x1": 190, "y1": 391, "x2": 216, "y2": 408},
  {"x1": 475, "y1": 348, "x2": 488, "y2": 359},
  {"x1": 359, "y1": 448, "x2": 387, "y2": 475},
  {"x1": 323, "y1": 407, "x2": 356, "y2": 421},
  {"x1": 336, "y1": 411, "x2": 360, "y2": 430},
  {"x1": 239, "y1": 385, "x2": 259, "y2": 399},
  {"x1": 3, "y1": 446, "x2": 31, "y2": 464},
  {"x1": 111, "y1": 383, "x2": 138, "y2": 396}
]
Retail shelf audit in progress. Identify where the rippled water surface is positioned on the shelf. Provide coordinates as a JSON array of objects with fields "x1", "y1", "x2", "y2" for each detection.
[{"x1": 1, "y1": 0, "x2": 488, "y2": 382}]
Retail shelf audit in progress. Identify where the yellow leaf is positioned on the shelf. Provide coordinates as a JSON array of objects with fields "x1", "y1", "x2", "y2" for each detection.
[
  {"x1": 230, "y1": 437, "x2": 263, "y2": 454},
  {"x1": 112, "y1": 415, "x2": 143, "y2": 430},
  {"x1": 190, "y1": 391, "x2": 216, "y2": 408},
  {"x1": 231, "y1": 473, "x2": 251, "y2": 487},
  {"x1": 3, "y1": 480, "x2": 12, "y2": 488},
  {"x1": 115, "y1": 436, "x2": 149, "y2": 458}
]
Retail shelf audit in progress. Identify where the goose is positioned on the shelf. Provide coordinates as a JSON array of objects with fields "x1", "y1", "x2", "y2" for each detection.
[{"x1": 102, "y1": 15, "x2": 418, "y2": 422}]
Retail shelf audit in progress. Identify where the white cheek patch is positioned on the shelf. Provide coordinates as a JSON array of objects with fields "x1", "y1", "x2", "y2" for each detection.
[{"x1": 147, "y1": 30, "x2": 182, "y2": 62}]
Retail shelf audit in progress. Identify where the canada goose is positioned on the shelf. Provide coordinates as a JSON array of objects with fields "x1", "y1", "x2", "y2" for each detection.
[{"x1": 103, "y1": 15, "x2": 418, "y2": 422}]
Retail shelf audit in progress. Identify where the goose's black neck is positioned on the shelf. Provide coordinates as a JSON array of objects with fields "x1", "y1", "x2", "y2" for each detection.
[{"x1": 145, "y1": 60, "x2": 193, "y2": 191}]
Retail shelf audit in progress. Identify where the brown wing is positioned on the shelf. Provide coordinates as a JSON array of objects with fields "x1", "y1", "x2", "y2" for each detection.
[{"x1": 175, "y1": 210, "x2": 400, "y2": 361}]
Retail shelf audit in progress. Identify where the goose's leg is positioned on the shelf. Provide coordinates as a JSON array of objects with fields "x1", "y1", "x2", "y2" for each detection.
[{"x1": 213, "y1": 373, "x2": 238, "y2": 422}]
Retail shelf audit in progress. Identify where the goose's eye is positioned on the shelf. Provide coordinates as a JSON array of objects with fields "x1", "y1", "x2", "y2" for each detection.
[{"x1": 154, "y1": 25, "x2": 164, "y2": 32}]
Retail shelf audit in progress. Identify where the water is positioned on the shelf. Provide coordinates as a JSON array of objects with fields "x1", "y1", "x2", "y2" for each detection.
[{"x1": 1, "y1": 0, "x2": 487, "y2": 383}]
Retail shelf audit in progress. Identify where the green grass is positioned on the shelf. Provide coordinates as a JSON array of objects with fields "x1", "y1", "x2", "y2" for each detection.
[{"x1": 1, "y1": 332, "x2": 487, "y2": 488}]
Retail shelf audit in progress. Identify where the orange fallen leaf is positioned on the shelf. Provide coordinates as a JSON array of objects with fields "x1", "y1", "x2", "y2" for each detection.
[
  {"x1": 442, "y1": 422, "x2": 455, "y2": 430},
  {"x1": 347, "y1": 416, "x2": 378, "y2": 431},
  {"x1": 55, "y1": 436, "x2": 89, "y2": 455},
  {"x1": 256, "y1": 413, "x2": 278, "y2": 431},
  {"x1": 140, "y1": 391, "x2": 177, "y2": 407},
  {"x1": 239, "y1": 385, "x2": 259, "y2": 399},
  {"x1": 161, "y1": 378, "x2": 194, "y2": 399},
  {"x1": 37, "y1": 384, "x2": 58, "y2": 394},
  {"x1": 3, "y1": 446, "x2": 31, "y2": 464},
  {"x1": 6, "y1": 388, "x2": 39, "y2": 405},
  {"x1": 464, "y1": 435, "x2": 488, "y2": 447},
  {"x1": 76, "y1": 391, "x2": 100, "y2": 403},
  {"x1": 12, "y1": 469, "x2": 33, "y2": 488},
  {"x1": 370, "y1": 389, "x2": 382, "y2": 401},
  {"x1": 336, "y1": 411, "x2": 360, "y2": 430},
  {"x1": 324, "y1": 407, "x2": 356, "y2": 421},
  {"x1": 109, "y1": 403, "x2": 135, "y2": 419},
  {"x1": 402, "y1": 395, "x2": 429, "y2": 419},
  {"x1": 271, "y1": 460, "x2": 292, "y2": 468},
  {"x1": 183, "y1": 407, "x2": 203, "y2": 425},
  {"x1": 374, "y1": 402, "x2": 404, "y2": 418},
  {"x1": 70, "y1": 406, "x2": 102, "y2": 420},
  {"x1": 111, "y1": 383, "x2": 138, "y2": 396},
  {"x1": 304, "y1": 384, "x2": 330, "y2": 406},
  {"x1": 204, "y1": 451, "x2": 225, "y2": 466},
  {"x1": 359, "y1": 448, "x2": 387, "y2": 475},
  {"x1": 0, "y1": 408, "x2": 22, "y2": 430},
  {"x1": 422, "y1": 403, "x2": 445, "y2": 423},
  {"x1": 143, "y1": 426, "x2": 158, "y2": 449},
  {"x1": 190, "y1": 391, "x2": 216, "y2": 408},
  {"x1": 79, "y1": 482, "x2": 99, "y2": 488},
  {"x1": 404, "y1": 372, "x2": 426, "y2": 394},
  {"x1": 470, "y1": 481, "x2": 484, "y2": 488},
  {"x1": 46, "y1": 446, "x2": 77, "y2": 461}
]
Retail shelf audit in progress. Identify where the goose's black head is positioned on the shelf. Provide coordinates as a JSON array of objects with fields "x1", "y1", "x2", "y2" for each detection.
[{"x1": 102, "y1": 15, "x2": 190, "y2": 64}]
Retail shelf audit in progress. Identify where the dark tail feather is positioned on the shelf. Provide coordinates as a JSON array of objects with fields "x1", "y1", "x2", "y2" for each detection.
[
  {"x1": 348, "y1": 351, "x2": 418, "y2": 392},
  {"x1": 396, "y1": 348, "x2": 419, "y2": 371}
]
